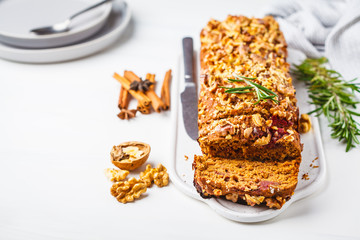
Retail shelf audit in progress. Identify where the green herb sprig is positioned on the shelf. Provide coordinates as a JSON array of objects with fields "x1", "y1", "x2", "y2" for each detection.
[
  {"x1": 292, "y1": 57, "x2": 360, "y2": 152},
  {"x1": 220, "y1": 73, "x2": 279, "y2": 105}
]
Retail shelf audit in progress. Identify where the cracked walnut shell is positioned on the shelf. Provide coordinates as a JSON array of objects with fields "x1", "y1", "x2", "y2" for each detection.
[
  {"x1": 111, "y1": 141, "x2": 151, "y2": 170},
  {"x1": 110, "y1": 177, "x2": 147, "y2": 203},
  {"x1": 140, "y1": 164, "x2": 169, "y2": 187}
]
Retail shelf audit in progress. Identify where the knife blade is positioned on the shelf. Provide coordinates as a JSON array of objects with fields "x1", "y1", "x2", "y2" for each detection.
[{"x1": 181, "y1": 37, "x2": 198, "y2": 140}]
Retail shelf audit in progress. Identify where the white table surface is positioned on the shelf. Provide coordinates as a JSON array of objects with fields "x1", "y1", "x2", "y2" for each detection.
[{"x1": 1, "y1": 0, "x2": 360, "y2": 239}]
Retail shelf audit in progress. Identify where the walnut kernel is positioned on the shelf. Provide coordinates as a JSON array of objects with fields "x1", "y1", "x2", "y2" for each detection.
[
  {"x1": 122, "y1": 146, "x2": 144, "y2": 160},
  {"x1": 110, "y1": 177, "x2": 147, "y2": 203},
  {"x1": 213, "y1": 189, "x2": 222, "y2": 196},
  {"x1": 299, "y1": 113, "x2": 311, "y2": 133},
  {"x1": 244, "y1": 127, "x2": 253, "y2": 138},
  {"x1": 253, "y1": 133, "x2": 271, "y2": 146},
  {"x1": 244, "y1": 194, "x2": 265, "y2": 206},
  {"x1": 140, "y1": 164, "x2": 169, "y2": 187},
  {"x1": 105, "y1": 168, "x2": 129, "y2": 182},
  {"x1": 252, "y1": 113, "x2": 263, "y2": 127},
  {"x1": 225, "y1": 193, "x2": 239, "y2": 203}
]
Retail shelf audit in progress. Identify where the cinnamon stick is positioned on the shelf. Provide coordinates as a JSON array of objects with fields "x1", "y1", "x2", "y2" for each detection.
[
  {"x1": 117, "y1": 86, "x2": 136, "y2": 120},
  {"x1": 118, "y1": 87, "x2": 130, "y2": 110},
  {"x1": 161, "y1": 69, "x2": 172, "y2": 110},
  {"x1": 144, "y1": 73, "x2": 164, "y2": 113},
  {"x1": 146, "y1": 73, "x2": 155, "y2": 89},
  {"x1": 124, "y1": 71, "x2": 164, "y2": 113},
  {"x1": 124, "y1": 70, "x2": 141, "y2": 82},
  {"x1": 137, "y1": 103, "x2": 151, "y2": 114},
  {"x1": 124, "y1": 71, "x2": 152, "y2": 114},
  {"x1": 113, "y1": 73, "x2": 151, "y2": 107}
]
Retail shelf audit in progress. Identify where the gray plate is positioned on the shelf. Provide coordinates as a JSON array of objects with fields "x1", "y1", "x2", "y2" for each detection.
[
  {"x1": 0, "y1": 1, "x2": 131, "y2": 63},
  {"x1": 0, "y1": 0, "x2": 112, "y2": 49}
]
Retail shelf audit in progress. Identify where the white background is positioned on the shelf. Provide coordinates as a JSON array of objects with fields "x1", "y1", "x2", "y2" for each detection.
[{"x1": 1, "y1": 0, "x2": 360, "y2": 239}]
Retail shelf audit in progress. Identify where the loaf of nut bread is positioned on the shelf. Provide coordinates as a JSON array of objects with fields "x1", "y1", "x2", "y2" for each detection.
[{"x1": 198, "y1": 15, "x2": 301, "y2": 161}]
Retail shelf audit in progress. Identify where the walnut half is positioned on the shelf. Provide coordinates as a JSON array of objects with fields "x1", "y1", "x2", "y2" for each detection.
[
  {"x1": 299, "y1": 113, "x2": 311, "y2": 133},
  {"x1": 110, "y1": 177, "x2": 147, "y2": 203},
  {"x1": 140, "y1": 164, "x2": 169, "y2": 188},
  {"x1": 105, "y1": 168, "x2": 129, "y2": 182}
]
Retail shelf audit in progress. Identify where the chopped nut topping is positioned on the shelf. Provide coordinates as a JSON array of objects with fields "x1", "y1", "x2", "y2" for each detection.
[
  {"x1": 265, "y1": 196, "x2": 285, "y2": 209},
  {"x1": 244, "y1": 127, "x2": 253, "y2": 138},
  {"x1": 253, "y1": 133, "x2": 271, "y2": 146},
  {"x1": 252, "y1": 113, "x2": 263, "y2": 127},
  {"x1": 198, "y1": 15, "x2": 299, "y2": 141},
  {"x1": 244, "y1": 194, "x2": 265, "y2": 206},
  {"x1": 213, "y1": 189, "x2": 222, "y2": 196},
  {"x1": 225, "y1": 193, "x2": 239, "y2": 203}
]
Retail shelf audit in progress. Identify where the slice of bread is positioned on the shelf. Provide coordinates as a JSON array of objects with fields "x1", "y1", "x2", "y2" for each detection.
[{"x1": 193, "y1": 155, "x2": 301, "y2": 209}]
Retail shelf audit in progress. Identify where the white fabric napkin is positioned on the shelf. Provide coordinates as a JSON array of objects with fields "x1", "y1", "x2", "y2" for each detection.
[{"x1": 262, "y1": 0, "x2": 360, "y2": 80}]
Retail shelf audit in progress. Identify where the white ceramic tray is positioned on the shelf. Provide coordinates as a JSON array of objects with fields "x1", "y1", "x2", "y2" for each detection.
[{"x1": 168, "y1": 49, "x2": 327, "y2": 223}]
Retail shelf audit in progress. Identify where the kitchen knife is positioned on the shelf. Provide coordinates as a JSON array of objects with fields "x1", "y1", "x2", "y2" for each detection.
[{"x1": 181, "y1": 37, "x2": 198, "y2": 140}]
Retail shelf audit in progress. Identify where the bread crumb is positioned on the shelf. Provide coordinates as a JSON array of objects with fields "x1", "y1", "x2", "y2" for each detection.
[
  {"x1": 302, "y1": 174, "x2": 309, "y2": 180},
  {"x1": 310, "y1": 157, "x2": 319, "y2": 167},
  {"x1": 312, "y1": 157, "x2": 318, "y2": 163},
  {"x1": 184, "y1": 155, "x2": 189, "y2": 161}
]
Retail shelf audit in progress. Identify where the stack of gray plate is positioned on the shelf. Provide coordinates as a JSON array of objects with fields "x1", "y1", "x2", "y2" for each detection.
[{"x1": 0, "y1": 0, "x2": 131, "y2": 63}]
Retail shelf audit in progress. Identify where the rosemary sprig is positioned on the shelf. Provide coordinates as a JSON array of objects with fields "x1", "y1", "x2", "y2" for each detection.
[
  {"x1": 292, "y1": 57, "x2": 360, "y2": 152},
  {"x1": 220, "y1": 73, "x2": 279, "y2": 105}
]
